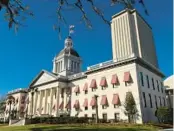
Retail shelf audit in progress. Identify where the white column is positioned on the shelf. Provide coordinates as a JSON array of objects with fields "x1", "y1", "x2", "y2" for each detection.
[
  {"x1": 29, "y1": 92, "x2": 32, "y2": 115},
  {"x1": 34, "y1": 92, "x2": 38, "y2": 114},
  {"x1": 56, "y1": 87, "x2": 60, "y2": 116},
  {"x1": 44, "y1": 90, "x2": 48, "y2": 114},
  {"x1": 39, "y1": 91, "x2": 42, "y2": 115},
  {"x1": 64, "y1": 88, "x2": 67, "y2": 110},
  {"x1": 50, "y1": 88, "x2": 53, "y2": 115}
]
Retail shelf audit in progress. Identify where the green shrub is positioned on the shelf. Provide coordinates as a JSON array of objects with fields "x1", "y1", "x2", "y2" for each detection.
[{"x1": 156, "y1": 107, "x2": 173, "y2": 124}]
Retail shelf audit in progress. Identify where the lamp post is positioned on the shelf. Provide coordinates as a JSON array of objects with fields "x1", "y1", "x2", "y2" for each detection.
[{"x1": 94, "y1": 95, "x2": 99, "y2": 124}]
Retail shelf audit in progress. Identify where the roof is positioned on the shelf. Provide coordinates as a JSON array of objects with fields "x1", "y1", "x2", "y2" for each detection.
[
  {"x1": 57, "y1": 47, "x2": 80, "y2": 57},
  {"x1": 164, "y1": 75, "x2": 174, "y2": 89}
]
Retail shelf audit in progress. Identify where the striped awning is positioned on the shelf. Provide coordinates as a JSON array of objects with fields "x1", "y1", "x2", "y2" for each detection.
[
  {"x1": 112, "y1": 94, "x2": 120, "y2": 105},
  {"x1": 100, "y1": 95, "x2": 108, "y2": 105},
  {"x1": 65, "y1": 100, "x2": 71, "y2": 109},
  {"x1": 52, "y1": 104, "x2": 55, "y2": 110},
  {"x1": 73, "y1": 100, "x2": 80, "y2": 109},
  {"x1": 83, "y1": 98, "x2": 88, "y2": 107},
  {"x1": 100, "y1": 77, "x2": 107, "y2": 87},
  {"x1": 123, "y1": 72, "x2": 131, "y2": 82},
  {"x1": 90, "y1": 79, "x2": 97, "y2": 88},
  {"x1": 90, "y1": 97, "x2": 97, "y2": 106},
  {"x1": 59, "y1": 101, "x2": 64, "y2": 109},
  {"x1": 74, "y1": 86, "x2": 80, "y2": 93},
  {"x1": 83, "y1": 83, "x2": 88, "y2": 91},
  {"x1": 111, "y1": 74, "x2": 119, "y2": 84}
]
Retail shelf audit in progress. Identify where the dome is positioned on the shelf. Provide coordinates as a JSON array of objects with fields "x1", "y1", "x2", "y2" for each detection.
[{"x1": 57, "y1": 47, "x2": 80, "y2": 57}]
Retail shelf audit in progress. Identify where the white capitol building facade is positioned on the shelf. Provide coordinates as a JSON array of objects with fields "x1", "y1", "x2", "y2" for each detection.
[{"x1": 5, "y1": 9, "x2": 167, "y2": 124}]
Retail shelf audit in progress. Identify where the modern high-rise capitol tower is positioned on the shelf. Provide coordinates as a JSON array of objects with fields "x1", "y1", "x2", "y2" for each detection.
[
  {"x1": 5, "y1": 9, "x2": 166, "y2": 125},
  {"x1": 111, "y1": 9, "x2": 158, "y2": 67}
]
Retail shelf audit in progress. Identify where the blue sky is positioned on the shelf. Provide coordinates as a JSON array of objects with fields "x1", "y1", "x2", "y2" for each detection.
[{"x1": 0, "y1": 1, "x2": 173, "y2": 95}]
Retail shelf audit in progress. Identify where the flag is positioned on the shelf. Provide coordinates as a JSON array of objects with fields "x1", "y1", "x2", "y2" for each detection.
[{"x1": 69, "y1": 25, "x2": 75, "y2": 35}]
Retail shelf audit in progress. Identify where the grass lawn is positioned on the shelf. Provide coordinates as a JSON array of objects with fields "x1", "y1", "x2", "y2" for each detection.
[{"x1": 0, "y1": 124, "x2": 161, "y2": 131}]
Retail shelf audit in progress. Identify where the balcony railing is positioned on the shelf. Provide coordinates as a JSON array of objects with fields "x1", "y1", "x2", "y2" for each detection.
[
  {"x1": 8, "y1": 88, "x2": 26, "y2": 94},
  {"x1": 87, "y1": 60, "x2": 114, "y2": 71},
  {"x1": 68, "y1": 72, "x2": 86, "y2": 80},
  {"x1": 87, "y1": 54, "x2": 135, "y2": 71}
]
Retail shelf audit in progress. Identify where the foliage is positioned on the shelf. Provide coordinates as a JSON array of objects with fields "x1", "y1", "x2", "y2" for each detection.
[
  {"x1": 0, "y1": 123, "x2": 161, "y2": 131},
  {"x1": 30, "y1": 116, "x2": 94, "y2": 124},
  {"x1": 0, "y1": 96, "x2": 6, "y2": 113},
  {"x1": 156, "y1": 107, "x2": 173, "y2": 124},
  {"x1": 124, "y1": 92, "x2": 138, "y2": 123},
  {"x1": 0, "y1": 0, "x2": 33, "y2": 31},
  {"x1": 0, "y1": 0, "x2": 148, "y2": 35}
]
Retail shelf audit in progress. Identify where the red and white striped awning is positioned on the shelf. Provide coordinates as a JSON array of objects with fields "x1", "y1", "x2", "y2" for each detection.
[
  {"x1": 73, "y1": 100, "x2": 80, "y2": 109},
  {"x1": 83, "y1": 83, "x2": 88, "y2": 91},
  {"x1": 83, "y1": 98, "x2": 88, "y2": 107},
  {"x1": 100, "y1": 77, "x2": 107, "y2": 87},
  {"x1": 52, "y1": 104, "x2": 55, "y2": 110},
  {"x1": 65, "y1": 100, "x2": 71, "y2": 109},
  {"x1": 90, "y1": 79, "x2": 97, "y2": 88},
  {"x1": 59, "y1": 101, "x2": 64, "y2": 109},
  {"x1": 111, "y1": 74, "x2": 119, "y2": 84},
  {"x1": 100, "y1": 95, "x2": 108, "y2": 105},
  {"x1": 123, "y1": 71, "x2": 131, "y2": 82},
  {"x1": 74, "y1": 85, "x2": 80, "y2": 93},
  {"x1": 112, "y1": 94, "x2": 120, "y2": 105},
  {"x1": 90, "y1": 97, "x2": 97, "y2": 106}
]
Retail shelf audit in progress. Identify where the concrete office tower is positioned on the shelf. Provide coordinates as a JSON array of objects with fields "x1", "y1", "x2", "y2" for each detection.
[{"x1": 111, "y1": 9, "x2": 158, "y2": 68}]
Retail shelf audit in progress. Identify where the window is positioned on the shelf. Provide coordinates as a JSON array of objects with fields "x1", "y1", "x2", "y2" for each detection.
[
  {"x1": 71, "y1": 61, "x2": 73, "y2": 71},
  {"x1": 21, "y1": 96, "x2": 25, "y2": 104},
  {"x1": 152, "y1": 78, "x2": 155, "y2": 90},
  {"x1": 77, "y1": 63, "x2": 80, "y2": 72},
  {"x1": 149, "y1": 94, "x2": 153, "y2": 108},
  {"x1": 60, "y1": 61, "x2": 62, "y2": 71},
  {"x1": 156, "y1": 80, "x2": 160, "y2": 92},
  {"x1": 102, "y1": 113, "x2": 107, "y2": 121},
  {"x1": 114, "y1": 104, "x2": 119, "y2": 108},
  {"x1": 92, "y1": 114, "x2": 96, "y2": 119},
  {"x1": 146, "y1": 75, "x2": 150, "y2": 88},
  {"x1": 92, "y1": 88, "x2": 96, "y2": 92},
  {"x1": 84, "y1": 114, "x2": 88, "y2": 118},
  {"x1": 139, "y1": 72, "x2": 144, "y2": 86},
  {"x1": 161, "y1": 82, "x2": 164, "y2": 93},
  {"x1": 74, "y1": 62, "x2": 76, "y2": 71},
  {"x1": 142, "y1": 92, "x2": 147, "y2": 107},
  {"x1": 75, "y1": 92, "x2": 79, "y2": 96},
  {"x1": 155, "y1": 95, "x2": 158, "y2": 109},
  {"x1": 92, "y1": 106, "x2": 95, "y2": 110},
  {"x1": 84, "y1": 90, "x2": 88, "y2": 94},
  {"x1": 113, "y1": 84, "x2": 118, "y2": 88},
  {"x1": 85, "y1": 107, "x2": 88, "y2": 110},
  {"x1": 61, "y1": 89, "x2": 64, "y2": 98},
  {"x1": 114, "y1": 113, "x2": 120, "y2": 122},
  {"x1": 102, "y1": 105, "x2": 107, "y2": 109},
  {"x1": 101, "y1": 86, "x2": 106, "y2": 90},
  {"x1": 163, "y1": 97, "x2": 166, "y2": 106},
  {"x1": 159, "y1": 96, "x2": 162, "y2": 106}
]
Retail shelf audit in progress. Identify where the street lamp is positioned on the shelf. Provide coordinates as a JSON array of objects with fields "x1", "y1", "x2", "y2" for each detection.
[{"x1": 94, "y1": 95, "x2": 99, "y2": 124}]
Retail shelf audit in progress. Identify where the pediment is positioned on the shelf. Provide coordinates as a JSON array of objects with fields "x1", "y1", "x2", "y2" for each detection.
[{"x1": 29, "y1": 70, "x2": 57, "y2": 88}]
